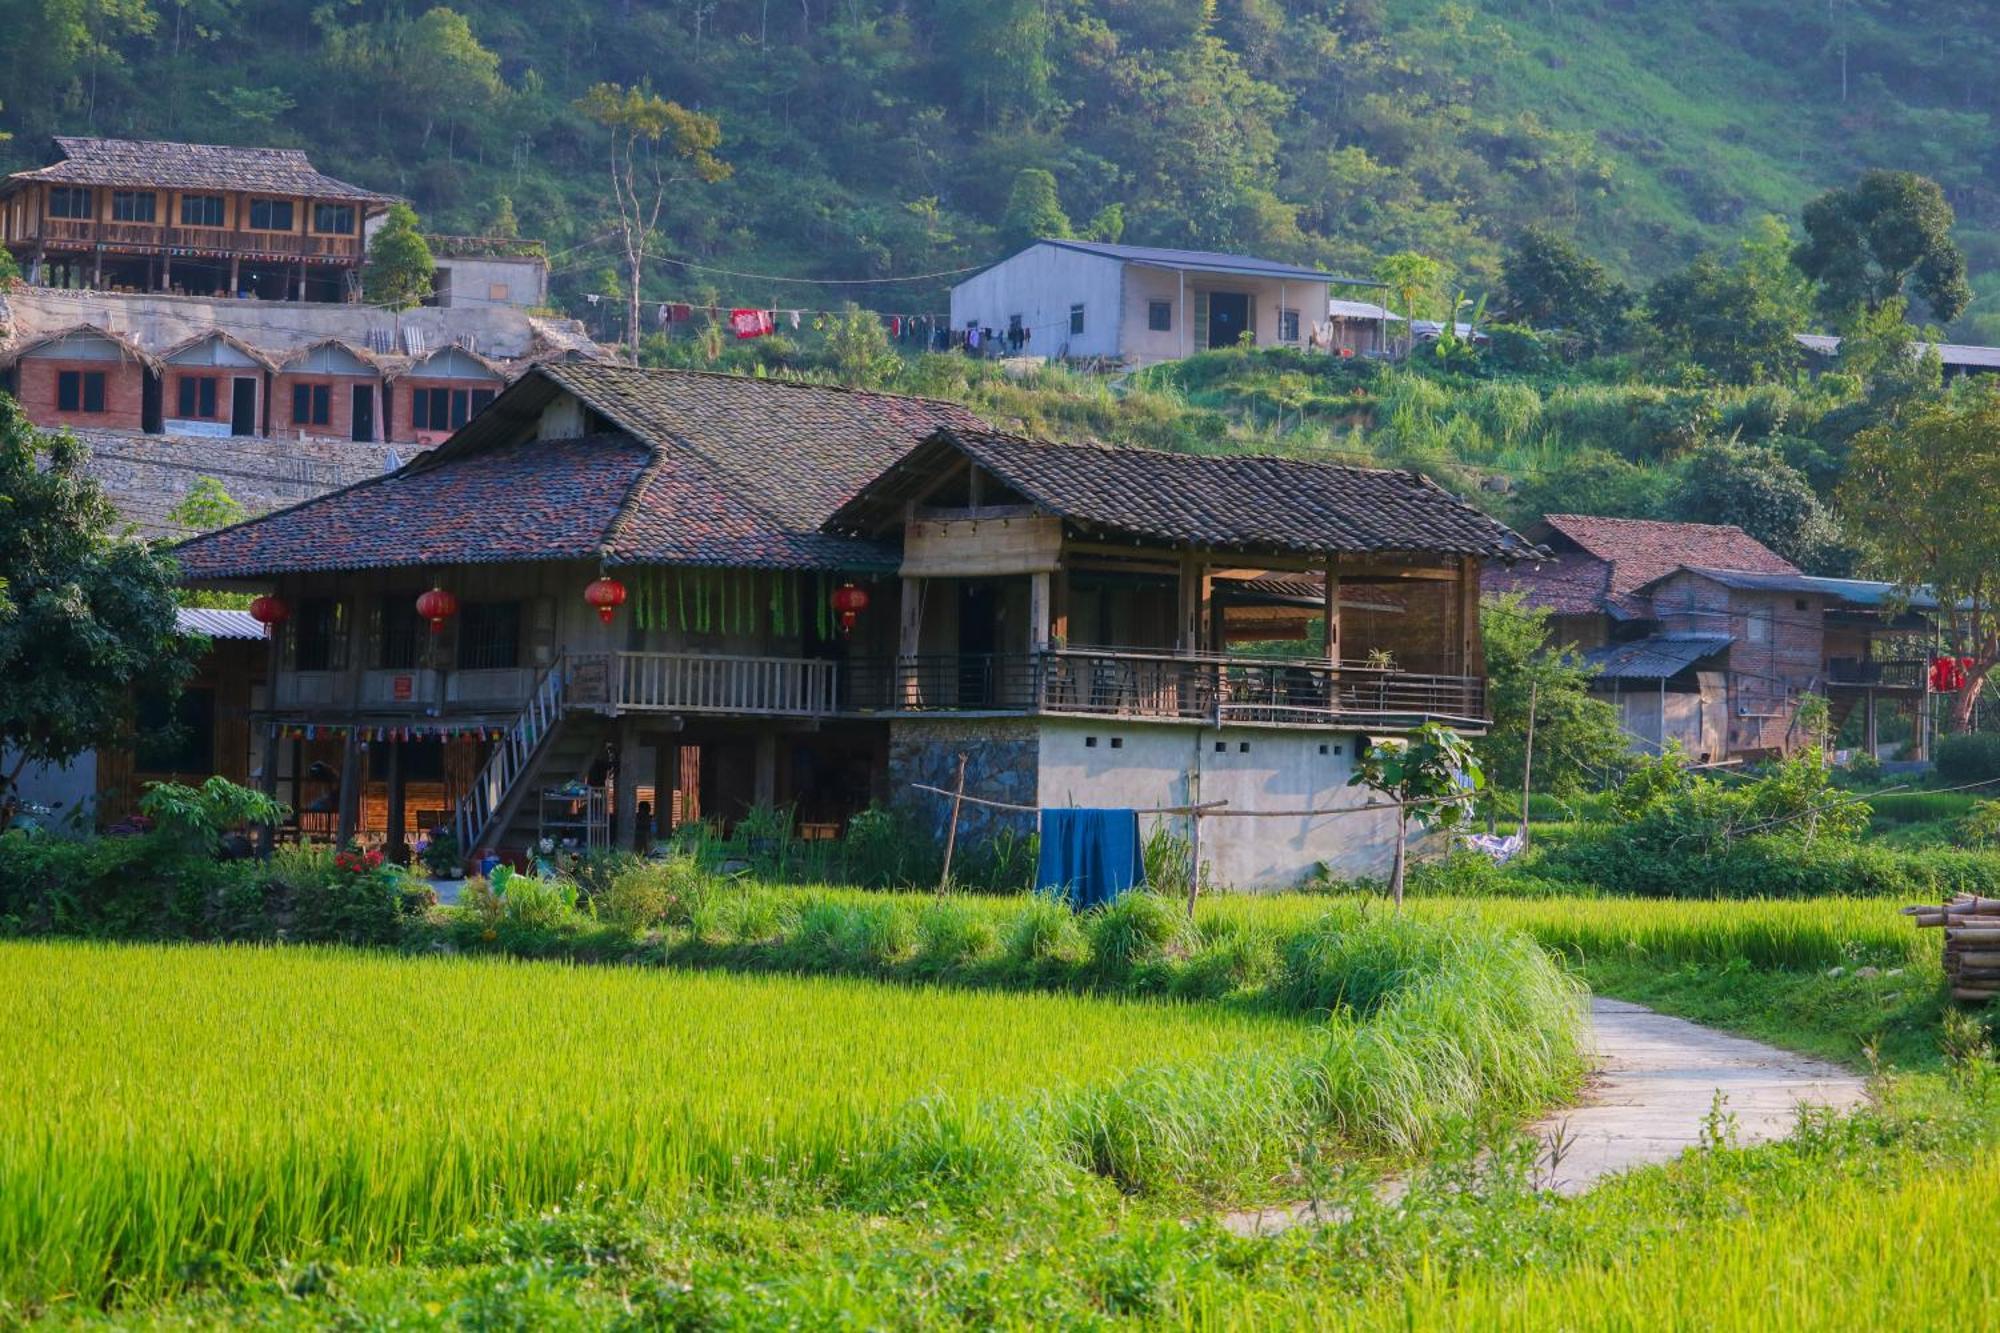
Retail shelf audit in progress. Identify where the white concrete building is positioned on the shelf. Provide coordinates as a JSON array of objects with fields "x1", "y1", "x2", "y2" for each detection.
[{"x1": 949, "y1": 239, "x2": 1348, "y2": 367}]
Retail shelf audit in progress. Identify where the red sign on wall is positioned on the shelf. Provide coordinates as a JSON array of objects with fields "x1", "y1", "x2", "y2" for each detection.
[{"x1": 392, "y1": 674, "x2": 413, "y2": 701}]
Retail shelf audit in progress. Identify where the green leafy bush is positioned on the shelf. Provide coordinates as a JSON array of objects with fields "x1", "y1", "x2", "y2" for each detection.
[
  {"x1": 1085, "y1": 891, "x2": 1195, "y2": 978},
  {"x1": 1936, "y1": 732, "x2": 2000, "y2": 783}
]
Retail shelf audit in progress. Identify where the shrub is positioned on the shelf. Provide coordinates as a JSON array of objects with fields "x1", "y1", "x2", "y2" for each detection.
[
  {"x1": 1085, "y1": 891, "x2": 1195, "y2": 978},
  {"x1": 290, "y1": 846, "x2": 409, "y2": 945},
  {"x1": 1936, "y1": 732, "x2": 2000, "y2": 783},
  {"x1": 1005, "y1": 895, "x2": 1089, "y2": 968},
  {"x1": 596, "y1": 861, "x2": 676, "y2": 930}
]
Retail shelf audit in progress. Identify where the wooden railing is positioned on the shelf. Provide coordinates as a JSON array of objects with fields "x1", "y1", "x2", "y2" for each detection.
[
  {"x1": 37, "y1": 217, "x2": 363, "y2": 260},
  {"x1": 1826, "y1": 657, "x2": 1928, "y2": 690},
  {"x1": 566, "y1": 651, "x2": 840, "y2": 717},
  {"x1": 453, "y1": 654, "x2": 571, "y2": 855},
  {"x1": 842, "y1": 649, "x2": 1487, "y2": 727}
]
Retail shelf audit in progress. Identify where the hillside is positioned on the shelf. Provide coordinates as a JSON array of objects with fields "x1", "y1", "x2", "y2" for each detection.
[{"x1": 3, "y1": 1, "x2": 1997, "y2": 335}]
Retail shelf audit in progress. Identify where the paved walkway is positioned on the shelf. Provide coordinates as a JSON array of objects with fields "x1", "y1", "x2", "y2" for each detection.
[{"x1": 1220, "y1": 996, "x2": 1870, "y2": 1236}]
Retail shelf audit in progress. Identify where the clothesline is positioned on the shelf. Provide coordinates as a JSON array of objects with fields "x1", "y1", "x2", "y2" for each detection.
[{"x1": 908, "y1": 783, "x2": 1480, "y2": 818}]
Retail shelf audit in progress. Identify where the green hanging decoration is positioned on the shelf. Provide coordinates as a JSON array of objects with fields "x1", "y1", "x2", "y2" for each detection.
[
  {"x1": 676, "y1": 569, "x2": 687, "y2": 633},
  {"x1": 816, "y1": 573, "x2": 830, "y2": 641}
]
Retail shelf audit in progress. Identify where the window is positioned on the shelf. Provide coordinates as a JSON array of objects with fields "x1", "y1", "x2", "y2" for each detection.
[
  {"x1": 312, "y1": 203, "x2": 356, "y2": 235},
  {"x1": 1279, "y1": 308, "x2": 1301, "y2": 342},
  {"x1": 47, "y1": 187, "x2": 92, "y2": 219},
  {"x1": 247, "y1": 198, "x2": 294, "y2": 231},
  {"x1": 291, "y1": 382, "x2": 331, "y2": 427},
  {"x1": 1069, "y1": 303, "x2": 1086, "y2": 336},
  {"x1": 57, "y1": 370, "x2": 106, "y2": 414},
  {"x1": 176, "y1": 376, "x2": 220, "y2": 420},
  {"x1": 457, "y1": 602, "x2": 521, "y2": 671},
  {"x1": 410, "y1": 386, "x2": 497, "y2": 432},
  {"x1": 291, "y1": 598, "x2": 348, "y2": 672},
  {"x1": 180, "y1": 194, "x2": 225, "y2": 227},
  {"x1": 1747, "y1": 607, "x2": 1772, "y2": 644},
  {"x1": 1147, "y1": 300, "x2": 1173, "y2": 332},
  {"x1": 110, "y1": 190, "x2": 156, "y2": 223},
  {"x1": 373, "y1": 594, "x2": 429, "y2": 670}
]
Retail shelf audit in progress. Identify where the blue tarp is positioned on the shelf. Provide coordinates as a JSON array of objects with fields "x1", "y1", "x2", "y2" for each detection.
[{"x1": 1035, "y1": 808, "x2": 1146, "y2": 909}]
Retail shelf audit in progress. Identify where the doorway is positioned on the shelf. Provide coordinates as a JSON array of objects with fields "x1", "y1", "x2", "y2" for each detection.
[
  {"x1": 351, "y1": 384, "x2": 375, "y2": 442},
  {"x1": 957, "y1": 581, "x2": 999, "y2": 706},
  {"x1": 141, "y1": 369, "x2": 162, "y2": 435},
  {"x1": 230, "y1": 377, "x2": 258, "y2": 436},
  {"x1": 1207, "y1": 291, "x2": 1251, "y2": 349}
]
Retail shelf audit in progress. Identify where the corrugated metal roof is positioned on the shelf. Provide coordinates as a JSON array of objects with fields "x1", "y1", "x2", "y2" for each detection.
[
  {"x1": 1329, "y1": 298, "x2": 1403, "y2": 321},
  {"x1": 1583, "y1": 634, "x2": 1733, "y2": 680},
  {"x1": 1028, "y1": 238, "x2": 1367, "y2": 286},
  {"x1": 1795, "y1": 332, "x2": 2000, "y2": 370},
  {"x1": 175, "y1": 607, "x2": 266, "y2": 640},
  {"x1": 1674, "y1": 567, "x2": 1940, "y2": 610}
]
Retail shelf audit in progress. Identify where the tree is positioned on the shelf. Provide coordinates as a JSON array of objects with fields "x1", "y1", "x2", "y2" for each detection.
[
  {"x1": 1374, "y1": 251, "x2": 1446, "y2": 352},
  {"x1": 1498, "y1": 226, "x2": 1631, "y2": 354},
  {"x1": 363, "y1": 203, "x2": 435, "y2": 311},
  {"x1": 824, "y1": 302, "x2": 897, "y2": 388},
  {"x1": 1480, "y1": 595, "x2": 1628, "y2": 813},
  {"x1": 1794, "y1": 170, "x2": 1971, "y2": 324},
  {"x1": 1838, "y1": 386, "x2": 2000, "y2": 733},
  {"x1": 1646, "y1": 251, "x2": 1803, "y2": 383},
  {"x1": 577, "y1": 82, "x2": 730, "y2": 365},
  {"x1": 1676, "y1": 441, "x2": 1837, "y2": 568},
  {"x1": 0, "y1": 404, "x2": 202, "y2": 829},
  {"x1": 999, "y1": 168, "x2": 1071, "y2": 251},
  {"x1": 1349, "y1": 722, "x2": 1483, "y2": 908},
  {"x1": 168, "y1": 477, "x2": 246, "y2": 533},
  {"x1": 489, "y1": 195, "x2": 520, "y2": 240}
]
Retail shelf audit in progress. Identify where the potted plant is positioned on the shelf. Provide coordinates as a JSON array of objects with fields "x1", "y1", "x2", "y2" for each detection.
[{"x1": 417, "y1": 828, "x2": 463, "y2": 879}]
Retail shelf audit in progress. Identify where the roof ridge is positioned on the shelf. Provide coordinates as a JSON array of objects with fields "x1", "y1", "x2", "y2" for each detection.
[
  {"x1": 556, "y1": 361, "x2": 979, "y2": 415},
  {"x1": 946, "y1": 422, "x2": 1442, "y2": 481}
]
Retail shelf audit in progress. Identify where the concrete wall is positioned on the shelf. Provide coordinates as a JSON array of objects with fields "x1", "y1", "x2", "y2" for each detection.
[
  {"x1": 1035, "y1": 717, "x2": 1398, "y2": 889},
  {"x1": 948, "y1": 244, "x2": 1126, "y2": 360},
  {"x1": 3, "y1": 285, "x2": 586, "y2": 361},
  {"x1": 4, "y1": 750, "x2": 98, "y2": 827},
  {"x1": 435, "y1": 254, "x2": 547, "y2": 310},
  {"x1": 1118, "y1": 265, "x2": 1327, "y2": 364}
]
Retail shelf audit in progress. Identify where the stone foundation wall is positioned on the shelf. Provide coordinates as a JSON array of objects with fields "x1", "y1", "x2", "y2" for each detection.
[{"x1": 887, "y1": 717, "x2": 1040, "y2": 848}]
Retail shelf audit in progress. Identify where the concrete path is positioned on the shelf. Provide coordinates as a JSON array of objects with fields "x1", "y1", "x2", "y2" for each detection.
[{"x1": 1220, "y1": 996, "x2": 1869, "y2": 1237}]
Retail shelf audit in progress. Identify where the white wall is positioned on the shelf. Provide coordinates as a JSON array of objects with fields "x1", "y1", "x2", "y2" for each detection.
[
  {"x1": 948, "y1": 244, "x2": 1127, "y2": 360},
  {"x1": 1119, "y1": 267, "x2": 1328, "y2": 365},
  {"x1": 1035, "y1": 718, "x2": 1399, "y2": 890},
  {"x1": 4, "y1": 749, "x2": 98, "y2": 826},
  {"x1": 435, "y1": 255, "x2": 548, "y2": 310}
]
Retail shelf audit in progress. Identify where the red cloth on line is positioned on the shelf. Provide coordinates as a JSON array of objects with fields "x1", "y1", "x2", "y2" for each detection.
[{"x1": 730, "y1": 308, "x2": 775, "y2": 339}]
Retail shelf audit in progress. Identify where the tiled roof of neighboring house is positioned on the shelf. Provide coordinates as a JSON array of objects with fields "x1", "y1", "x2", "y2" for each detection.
[
  {"x1": 1539, "y1": 514, "x2": 1797, "y2": 615},
  {"x1": 1582, "y1": 634, "x2": 1734, "y2": 680},
  {"x1": 1484, "y1": 550, "x2": 1615, "y2": 618},
  {"x1": 175, "y1": 607, "x2": 266, "y2": 640},
  {"x1": 172, "y1": 366, "x2": 983, "y2": 581},
  {"x1": 831, "y1": 426, "x2": 1537, "y2": 560},
  {"x1": 1024, "y1": 238, "x2": 1361, "y2": 286},
  {"x1": 4, "y1": 136, "x2": 397, "y2": 203}
]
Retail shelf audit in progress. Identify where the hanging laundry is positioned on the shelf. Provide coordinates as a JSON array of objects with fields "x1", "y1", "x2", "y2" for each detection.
[
  {"x1": 668, "y1": 303, "x2": 692, "y2": 323},
  {"x1": 889, "y1": 316, "x2": 902, "y2": 338},
  {"x1": 788, "y1": 310, "x2": 802, "y2": 330},
  {"x1": 730, "y1": 308, "x2": 776, "y2": 339}
]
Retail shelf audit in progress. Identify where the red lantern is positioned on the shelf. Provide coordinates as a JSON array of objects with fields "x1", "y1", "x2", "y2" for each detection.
[
  {"x1": 415, "y1": 587, "x2": 459, "y2": 635},
  {"x1": 248, "y1": 595, "x2": 289, "y2": 630},
  {"x1": 831, "y1": 581, "x2": 870, "y2": 636},
  {"x1": 584, "y1": 577, "x2": 627, "y2": 625}
]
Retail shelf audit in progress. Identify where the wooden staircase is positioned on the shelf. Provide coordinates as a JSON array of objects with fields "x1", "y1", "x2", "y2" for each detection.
[{"x1": 452, "y1": 655, "x2": 612, "y2": 858}]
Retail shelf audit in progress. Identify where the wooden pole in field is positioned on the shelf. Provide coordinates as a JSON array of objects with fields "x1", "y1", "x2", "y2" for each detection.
[
  {"x1": 938, "y1": 752, "x2": 968, "y2": 893},
  {"x1": 1518, "y1": 682, "x2": 1538, "y2": 843},
  {"x1": 1186, "y1": 766, "x2": 1202, "y2": 918}
]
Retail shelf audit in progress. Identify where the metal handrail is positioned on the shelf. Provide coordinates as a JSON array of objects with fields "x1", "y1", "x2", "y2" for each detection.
[{"x1": 452, "y1": 653, "x2": 569, "y2": 855}]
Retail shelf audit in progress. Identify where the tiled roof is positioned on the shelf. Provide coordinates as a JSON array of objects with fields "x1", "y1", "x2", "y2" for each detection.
[
  {"x1": 172, "y1": 366, "x2": 979, "y2": 580},
  {"x1": 6, "y1": 137, "x2": 398, "y2": 203},
  {"x1": 1484, "y1": 550, "x2": 1616, "y2": 618},
  {"x1": 832, "y1": 426, "x2": 1536, "y2": 559},
  {"x1": 1582, "y1": 634, "x2": 1733, "y2": 680},
  {"x1": 1542, "y1": 514, "x2": 1795, "y2": 609}
]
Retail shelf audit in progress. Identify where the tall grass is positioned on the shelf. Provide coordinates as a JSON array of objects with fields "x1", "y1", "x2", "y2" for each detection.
[{"x1": 0, "y1": 918, "x2": 1585, "y2": 1306}]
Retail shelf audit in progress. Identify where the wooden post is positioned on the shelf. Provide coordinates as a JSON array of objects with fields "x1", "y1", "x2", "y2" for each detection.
[
  {"x1": 91, "y1": 246, "x2": 102, "y2": 289},
  {"x1": 613, "y1": 720, "x2": 640, "y2": 848},
  {"x1": 752, "y1": 729, "x2": 778, "y2": 809},
  {"x1": 333, "y1": 728, "x2": 360, "y2": 848},
  {"x1": 1322, "y1": 557, "x2": 1340, "y2": 662},
  {"x1": 385, "y1": 739, "x2": 407, "y2": 861},
  {"x1": 1865, "y1": 690, "x2": 1879, "y2": 759},
  {"x1": 938, "y1": 752, "x2": 968, "y2": 892},
  {"x1": 1518, "y1": 681, "x2": 1538, "y2": 842},
  {"x1": 1186, "y1": 767, "x2": 1203, "y2": 918},
  {"x1": 254, "y1": 628, "x2": 282, "y2": 858},
  {"x1": 1028, "y1": 571, "x2": 1051, "y2": 653},
  {"x1": 898, "y1": 575, "x2": 923, "y2": 706}
]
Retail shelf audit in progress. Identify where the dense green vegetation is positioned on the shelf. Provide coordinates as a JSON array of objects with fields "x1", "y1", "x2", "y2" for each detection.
[{"x1": 9, "y1": 2, "x2": 2000, "y2": 330}]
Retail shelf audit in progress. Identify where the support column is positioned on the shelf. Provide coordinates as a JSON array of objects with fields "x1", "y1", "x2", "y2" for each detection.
[
  {"x1": 1028, "y1": 570, "x2": 1052, "y2": 652},
  {"x1": 1322, "y1": 558, "x2": 1341, "y2": 663},
  {"x1": 91, "y1": 246, "x2": 103, "y2": 289},
  {"x1": 1177, "y1": 551, "x2": 1212, "y2": 652},
  {"x1": 898, "y1": 575, "x2": 923, "y2": 706},
  {"x1": 161, "y1": 251, "x2": 172, "y2": 293},
  {"x1": 1864, "y1": 691, "x2": 1879, "y2": 758},
  {"x1": 334, "y1": 728, "x2": 361, "y2": 848},
  {"x1": 296, "y1": 262, "x2": 307, "y2": 302},
  {"x1": 229, "y1": 254, "x2": 240, "y2": 295},
  {"x1": 612, "y1": 719, "x2": 639, "y2": 849},
  {"x1": 385, "y1": 740, "x2": 407, "y2": 861}
]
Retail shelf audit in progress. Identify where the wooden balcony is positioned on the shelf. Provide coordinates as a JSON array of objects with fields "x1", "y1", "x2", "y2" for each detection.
[
  {"x1": 842, "y1": 649, "x2": 1488, "y2": 729},
  {"x1": 1826, "y1": 658, "x2": 1928, "y2": 691},
  {"x1": 572, "y1": 651, "x2": 842, "y2": 718},
  {"x1": 34, "y1": 217, "x2": 363, "y2": 263}
]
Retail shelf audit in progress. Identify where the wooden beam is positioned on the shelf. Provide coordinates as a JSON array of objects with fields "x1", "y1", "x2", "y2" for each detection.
[
  {"x1": 1323, "y1": 557, "x2": 1340, "y2": 662},
  {"x1": 1029, "y1": 570, "x2": 1051, "y2": 651},
  {"x1": 898, "y1": 575, "x2": 923, "y2": 707},
  {"x1": 1458, "y1": 557, "x2": 1482, "y2": 674}
]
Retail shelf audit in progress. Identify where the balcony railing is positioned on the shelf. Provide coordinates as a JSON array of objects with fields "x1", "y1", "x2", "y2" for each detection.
[
  {"x1": 843, "y1": 650, "x2": 1487, "y2": 728},
  {"x1": 571, "y1": 651, "x2": 841, "y2": 717},
  {"x1": 1826, "y1": 658, "x2": 1928, "y2": 690},
  {"x1": 37, "y1": 217, "x2": 363, "y2": 261}
]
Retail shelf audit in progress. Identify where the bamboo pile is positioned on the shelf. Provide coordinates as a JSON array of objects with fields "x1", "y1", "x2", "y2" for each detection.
[{"x1": 1905, "y1": 895, "x2": 2000, "y2": 1002}]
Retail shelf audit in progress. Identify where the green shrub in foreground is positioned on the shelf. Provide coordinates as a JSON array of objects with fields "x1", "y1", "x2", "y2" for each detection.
[{"x1": 1936, "y1": 731, "x2": 2000, "y2": 784}]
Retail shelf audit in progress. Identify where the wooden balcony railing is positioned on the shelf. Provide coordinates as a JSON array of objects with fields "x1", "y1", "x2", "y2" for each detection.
[
  {"x1": 36, "y1": 217, "x2": 363, "y2": 261},
  {"x1": 1826, "y1": 658, "x2": 1928, "y2": 690},
  {"x1": 842, "y1": 650, "x2": 1488, "y2": 728},
  {"x1": 569, "y1": 651, "x2": 841, "y2": 717}
]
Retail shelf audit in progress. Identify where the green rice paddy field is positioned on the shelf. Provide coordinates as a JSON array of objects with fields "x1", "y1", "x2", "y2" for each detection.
[{"x1": 3, "y1": 891, "x2": 1993, "y2": 1328}]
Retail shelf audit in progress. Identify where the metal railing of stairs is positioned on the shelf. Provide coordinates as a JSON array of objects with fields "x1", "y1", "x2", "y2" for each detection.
[{"x1": 453, "y1": 654, "x2": 570, "y2": 856}]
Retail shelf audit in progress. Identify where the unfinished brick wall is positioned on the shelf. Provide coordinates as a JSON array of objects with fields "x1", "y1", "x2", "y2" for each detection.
[
  {"x1": 16, "y1": 357, "x2": 146, "y2": 431},
  {"x1": 388, "y1": 375, "x2": 502, "y2": 445},
  {"x1": 271, "y1": 371, "x2": 379, "y2": 442}
]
